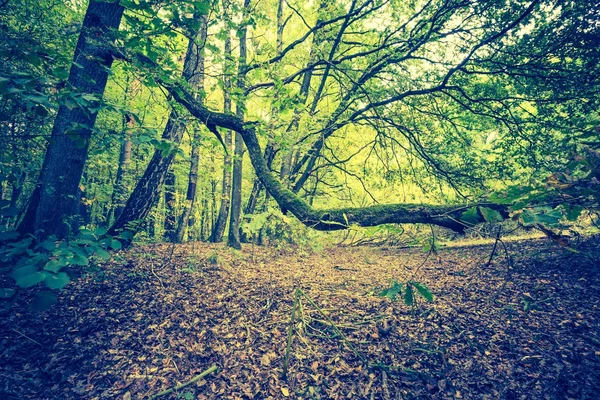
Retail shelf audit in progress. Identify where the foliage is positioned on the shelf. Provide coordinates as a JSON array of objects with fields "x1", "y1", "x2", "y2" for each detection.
[
  {"x1": 378, "y1": 280, "x2": 434, "y2": 307},
  {"x1": 490, "y1": 126, "x2": 600, "y2": 234},
  {"x1": 0, "y1": 227, "x2": 126, "y2": 311}
]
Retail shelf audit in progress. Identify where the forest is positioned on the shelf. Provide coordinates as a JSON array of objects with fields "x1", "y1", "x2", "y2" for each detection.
[{"x1": 0, "y1": 0, "x2": 599, "y2": 398}]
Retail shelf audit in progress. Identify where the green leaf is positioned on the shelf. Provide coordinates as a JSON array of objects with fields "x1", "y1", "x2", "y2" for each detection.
[
  {"x1": 44, "y1": 257, "x2": 68, "y2": 273},
  {"x1": 378, "y1": 281, "x2": 402, "y2": 301},
  {"x1": 34, "y1": 105, "x2": 49, "y2": 117},
  {"x1": 564, "y1": 205, "x2": 584, "y2": 221},
  {"x1": 404, "y1": 284, "x2": 414, "y2": 306},
  {"x1": 12, "y1": 264, "x2": 39, "y2": 280},
  {"x1": 119, "y1": 230, "x2": 134, "y2": 240},
  {"x1": 95, "y1": 248, "x2": 111, "y2": 261},
  {"x1": 71, "y1": 252, "x2": 89, "y2": 266},
  {"x1": 110, "y1": 239, "x2": 122, "y2": 250},
  {"x1": 16, "y1": 271, "x2": 47, "y2": 288},
  {"x1": 479, "y1": 207, "x2": 503, "y2": 223},
  {"x1": 44, "y1": 272, "x2": 70, "y2": 290},
  {"x1": 412, "y1": 282, "x2": 434, "y2": 302},
  {"x1": 460, "y1": 207, "x2": 479, "y2": 224},
  {"x1": 0, "y1": 230, "x2": 19, "y2": 241},
  {"x1": 29, "y1": 291, "x2": 57, "y2": 311}
]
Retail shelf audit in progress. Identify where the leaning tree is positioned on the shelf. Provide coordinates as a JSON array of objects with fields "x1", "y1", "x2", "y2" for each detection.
[{"x1": 110, "y1": 0, "x2": 598, "y2": 240}]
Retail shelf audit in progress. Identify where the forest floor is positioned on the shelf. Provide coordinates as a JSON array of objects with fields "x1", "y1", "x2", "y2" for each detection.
[{"x1": 1, "y1": 236, "x2": 599, "y2": 400}]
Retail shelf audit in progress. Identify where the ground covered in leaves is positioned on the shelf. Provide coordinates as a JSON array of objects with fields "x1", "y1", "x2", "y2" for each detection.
[{"x1": 1, "y1": 236, "x2": 599, "y2": 399}]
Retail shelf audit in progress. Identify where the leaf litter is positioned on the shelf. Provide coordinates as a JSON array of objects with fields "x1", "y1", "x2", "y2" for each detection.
[{"x1": 1, "y1": 237, "x2": 599, "y2": 399}]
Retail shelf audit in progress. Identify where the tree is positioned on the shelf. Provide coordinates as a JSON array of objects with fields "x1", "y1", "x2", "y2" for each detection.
[
  {"x1": 209, "y1": 0, "x2": 234, "y2": 243},
  {"x1": 18, "y1": 0, "x2": 125, "y2": 240},
  {"x1": 160, "y1": 0, "x2": 598, "y2": 235},
  {"x1": 227, "y1": 0, "x2": 251, "y2": 250},
  {"x1": 108, "y1": 12, "x2": 208, "y2": 240}
]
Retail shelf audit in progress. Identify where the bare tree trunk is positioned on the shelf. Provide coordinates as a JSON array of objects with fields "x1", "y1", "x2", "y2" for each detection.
[
  {"x1": 227, "y1": 0, "x2": 251, "y2": 250},
  {"x1": 18, "y1": 0, "x2": 124, "y2": 239}
]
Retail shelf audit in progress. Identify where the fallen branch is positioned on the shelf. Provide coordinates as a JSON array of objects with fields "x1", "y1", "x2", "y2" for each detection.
[{"x1": 150, "y1": 365, "x2": 218, "y2": 399}]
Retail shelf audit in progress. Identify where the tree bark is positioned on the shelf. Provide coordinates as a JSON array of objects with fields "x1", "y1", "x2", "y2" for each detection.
[
  {"x1": 227, "y1": 0, "x2": 251, "y2": 250},
  {"x1": 108, "y1": 114, "x2": 133, "y2": 225},
  {"x1": 108, "y1": 16, "x2": 206, "y2": 241},
  {"x1": 175, "y1": 16, "x2": 207, "y2": 243},
  {"x1": 18, "y1": 0, "x2": 125, "y2": 239},
  {"x1": 209, "y1": 0, "x2": 234, "y2": 243},
  {"x1": 175, "y1": 132, "x2": 201, "y2": 242},
  {"x1": 163, "y1": 169, "x2": 177, "y2": 241}
]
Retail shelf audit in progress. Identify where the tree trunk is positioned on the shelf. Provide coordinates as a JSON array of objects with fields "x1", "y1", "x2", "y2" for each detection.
[
  {"x1": 108, "y1": 16, "x2": 206, "y2": 241},
  {"x1": 163, "y1": 169, "x2": 177, "y2": 241},
  {"x1": 108, "y1": 114, "x2": 133, "y2": 225},
  {"x1": 175, "y1": 132, "x2": 201, "y2": 242},
  {"x1": 244, "y1": 143, "x2": 276, "y2": 215},
  {"x1": 209, "y1": 0, "x2": 234, "y2": 243},
  {"x1": 245, "y1": 0, "x2": 285, "y2": 212},
  {"x1": 174, "y1": 16, "x2": 207, "y2": 243},
  {"x1": 279, "y1": 0, "x2": 328, "y2": 185},
  {"x1": 18, "y1": 0, "x2": 125, "y2": 239},
  {"x1": 227, "y1": 0, "x2": 250, "y2": 250},
  {"x1": 290, "y1": 1, "x2": 358, "y2": 194}
]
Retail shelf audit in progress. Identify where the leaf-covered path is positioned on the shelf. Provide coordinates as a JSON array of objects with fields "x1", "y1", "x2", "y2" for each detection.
[{"x1": 1, "y1": 238, "x2": 599, "y2": 399}]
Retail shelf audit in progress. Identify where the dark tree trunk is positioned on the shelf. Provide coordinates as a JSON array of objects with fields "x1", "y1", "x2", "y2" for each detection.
[
  {"x1": 227, "y1": 0, "x2": 250, "y2": 250},
  {"x1": 18, "y1": 0, "x2": 125, "y2": 239},
  {"x1": 108, "y1": 17, "x2": 206, "y2": 241},
  {"x1": 77, "y1": 172, "x2": 92, "y2": 227}
]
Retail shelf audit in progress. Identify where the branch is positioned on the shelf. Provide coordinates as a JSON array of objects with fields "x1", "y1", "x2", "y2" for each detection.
[{"x1": 166, "y1": 83, "x2": 509, "y2": 232}]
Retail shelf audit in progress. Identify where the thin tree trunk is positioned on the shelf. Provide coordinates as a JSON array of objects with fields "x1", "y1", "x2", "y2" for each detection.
[
  {"x1": 175, "y1": 132, "x2": 201, "y2": 242},
  {"x1": 290, "y1": 0, "x2": 358, "y2": 194},
  {"x1": 108, "y1": 16, "x2": 207, "y2": 241},
  {"x1": 278, "y1": 0, "x2": 328, "y2": 184},
  {"x1": 18, "y1": 0, "x2": 124, "y2": 239},
  {"x1": 175, "y1": 16, "x2": 207, "y2": 243},
  {"x1": 244, "y1": 143, "x2": 276, "y2": 215},
  {"x1": 108, "y1": 114, "x2": 133, "y2": 225},
  {"x1": 227, "y1": 0, "x2": 251, "y2": 250},
  {"x1": 209, "y1": 0, "x2": 234, "y2": 243},
  {"x1": 244, "y1": 0, "x2": 286, "y2": 214},
  {"x1": 163, "y1": 169, "x2": 177, "y2": 241}
]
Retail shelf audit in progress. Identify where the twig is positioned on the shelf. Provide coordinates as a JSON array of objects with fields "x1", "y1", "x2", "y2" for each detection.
[
  {"x1": 282, "y1": 290, "x2": 300, "y2": 380},
  {"x1": 11, "y1": 329, "x2": 43, "y2": 347},
  {"x1": 297, "y1": 289, "x2": 367, "y2": 363},
  {"x1": 484, "y1": 227, "x2": 502, "y2": 269},
  {"x1": 149, "y1": 365, "x2": 218, "y2": 399}
]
